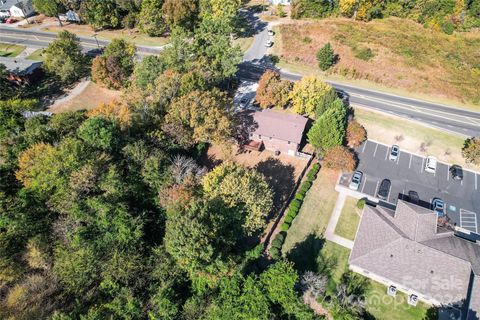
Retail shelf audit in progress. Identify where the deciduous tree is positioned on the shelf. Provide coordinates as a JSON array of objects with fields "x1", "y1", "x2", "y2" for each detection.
[
  {"x1": 462, "y1": 137, "x2": 480, "y2": 165},
  {"x1": 290, "y1": 76, "x2": 337, "y2": 118},
  {"x1": 80, "y1": 0, "x2": 121, "y2": 30},
  {"x1": 307, "y1": 103, "x2": 347, "y2": 152},
  {"x1": 322, "y1": 146, "x2": 356, "y2": 171},
  {"x1": 138, "y1": 0, "x2": 167, "y2": 37},
  {"x1": 133, "y1": 55, "x2": 167, "y2": 89},
  {"x1": 255, "y1": 70, "x2": 293, "y2": 109},
  {"x1": 32, "y1": 0, "x2": 65, "y2": 26},
  {"x1": 346, "y1": 120, "x2": 367, "y2": 148},
  {"x1": 43, "y1": 31, "x2": 87, "y2": 83},
  {"x1": 202, "y1": 162, "x2": 273, "y2": 234},
  {"x1": 162, "y1": 0, "x2": 198, "y2": 30},
  {"x1": 0, "y1": 64, "x2": 13, "y2": 100}
]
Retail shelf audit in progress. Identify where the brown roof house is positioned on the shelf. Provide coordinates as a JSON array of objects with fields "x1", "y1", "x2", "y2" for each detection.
[
  {"x1": 350, "y1": 200, "x2": 480, "y2": 319},
  {"x1": 244, "y1": 109, "x2": 308, "y2": 156},
  {"x1": 2, "y1": 57, "x2": 43, "y2": 85}
]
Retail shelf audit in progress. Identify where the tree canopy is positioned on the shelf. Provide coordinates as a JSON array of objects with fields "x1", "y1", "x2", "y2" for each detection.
[{"x1": 290, "y1": 76, "x2": 337, "y2": 118}]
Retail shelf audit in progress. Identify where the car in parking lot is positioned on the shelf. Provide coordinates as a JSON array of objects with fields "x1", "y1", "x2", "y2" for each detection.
[
  {"x1": 449, "y1": 165, "x2": 463, "y2": 181},
  {"x1": 268, "y1": 29, "x2": 274, "y2": 36},
  {"x1": 407, "y1": 191, "x2": 419, "y2": 204},
  {"x1": 389, "y1": 145, "x2": 399, "y2": 161},
  {"x1": 265, "y1": 40, "x2": 273, "y2": 47},
  {"x1": 432, "y1": 198, "x2": 445, "y2": 217},
  {"x1": 425, "y1": 156, "x2": 437, "y2": 173},
  {"x1": 377, "y1": 179, "x2": 391, "y2": 200},
  {"x1": 349, "y1": 171, "x2": 363, "y2": 191}
]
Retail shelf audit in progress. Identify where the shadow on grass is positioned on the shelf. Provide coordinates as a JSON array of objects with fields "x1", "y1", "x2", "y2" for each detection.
[{"x1": 286, "y1": 233, "x2": 327, "y2": 273}]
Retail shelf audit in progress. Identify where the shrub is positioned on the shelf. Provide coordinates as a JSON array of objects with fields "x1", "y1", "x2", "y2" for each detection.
[
  {"x1": 284, "y1": 214, "x2": 294, "y2": 224},
  {"x1": 323, "y1": 146, "x2": 357, "y2": 172},
  {"x1": 287, "y1": 208, "x2": 298, "y2": 218},
  {"x1": 290, "y1": 199, "x2": 302, "y2": 211},
  {"x1": 280, "y1": 222, "x2": 290, "y2": 231},
  {"x1": 354, "y1": 47, "x2": 375, "y2": 61},
  {"x1": 346, "y1": 120, "x2": 367, "y2": 148},
  {"x1": 275, "y1": 232, "x2": 286, "y2": 243},
  {"x1": 270, "y1": 246, "x2": 281, "y2": 259},
  {"x1": 316, "y1": 42, "x2": 335, "y2": 71},
  {"x1": 357, "y1": 198, "x2": 366, "y2": 209},
  {"x1": 295, "y1": 192, "x2": 305, "y2": 201},
  {"x1": 462, "y1": 137, "x2": 480, "y2": 165}
]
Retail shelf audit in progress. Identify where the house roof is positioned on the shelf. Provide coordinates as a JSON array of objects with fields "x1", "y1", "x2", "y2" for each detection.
[
  {"x1": 1, "y1": 57, "x2": 42, "y2": 75},
  {"x1": 250, "y1": 109, "x2": 308, "y2": 144},
  {"x1": 0, "y1": 0, "x2": 29, "y2": 10},
  {"x1": 350, "y1": 201, "x2": 480, "y2": 308}
]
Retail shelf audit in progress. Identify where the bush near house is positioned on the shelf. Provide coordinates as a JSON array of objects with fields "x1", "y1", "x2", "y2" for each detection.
[{"x1": 269, "y1": 163, "x2": 320, "y2": 258}]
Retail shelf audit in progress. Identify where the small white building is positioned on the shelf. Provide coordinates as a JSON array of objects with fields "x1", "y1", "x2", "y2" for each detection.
[{"x1": 0, "y1": 0, "x2": 34, "y2": 18}]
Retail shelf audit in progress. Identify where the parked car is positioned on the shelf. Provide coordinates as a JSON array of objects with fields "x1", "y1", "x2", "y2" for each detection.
[
  {"x1": 0, "y1": 16, "x2": 7, "y2": 23},
  {"x1": 425, "y1": 156, "x2": 437, "y2": 173},
  {"x1": 349, "y1": 171, "x2": 363, "y2": 191},
  {"x1": 407, "y1": 191, "x2": 419, "y2": 204},
  {"x1": 377, "y1": 179, "x2": 391, "y2": 200},
  {"x1": 265, "y1": 40, "x2": 273, "y2": 47},
  {"x1": 432, "y1": 198, "x2": 445, "y2": 217},
  {"x1": 6, "y1": 17, "x2": 16, "y2": 24},
  {"x1": 449, "y1": 165, "x2": 463, "y2": 181},
  {"x1": 389, "y1": 145, "x2": 399, "y2": 161},
  {"x1": 268, "y1": 29, "x2": 274, "y2": 36}
]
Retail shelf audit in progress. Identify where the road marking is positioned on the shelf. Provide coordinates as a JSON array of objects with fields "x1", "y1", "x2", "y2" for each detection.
[
  {"x1": 476, "y1": 174, "x2": 478, "y2": 190},
  {"x1": 421, "y1": 157, "x2": 425, "y2": 173},
  {"x1": 447, "y1": 165, "x2": 450, "y2": 181},
  {"x1": 408, "y1": 154, "x2": 412, "y2": 169},
  {"x1": 460, "y1": 210, "x2": 478, "y2": 234},
  {"x1": 396, "y1": 152, "x2": 401, "y2": 164},
  {"x1": 387, "y1": 184, "x2": 393, "y2": 203},
  {"x1": 385, "y1": 147, "x2": 389, "y2": 161},
  {"x1": 362, "y1": 141, "x2": 367, "y2": 153},
  {"x1": 360, "y1": 177, "x2": 367, "y2": 193},
  {"x1": 373, "y1": 143, "x2": 378, "y2": 157},
  {"x1": 375, "y1": 180, "x2": 380, "y2": 196}
]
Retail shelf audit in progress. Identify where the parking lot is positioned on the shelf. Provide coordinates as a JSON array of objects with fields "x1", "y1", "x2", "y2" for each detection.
[{"x1": 339, "y1": 140, "x2": 480, "y2": 233}]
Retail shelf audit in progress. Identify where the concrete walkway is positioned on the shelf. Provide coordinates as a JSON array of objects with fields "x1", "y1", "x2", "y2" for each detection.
[{"x1": 325, "y1": 192, "x2": 354, "y2": 249}]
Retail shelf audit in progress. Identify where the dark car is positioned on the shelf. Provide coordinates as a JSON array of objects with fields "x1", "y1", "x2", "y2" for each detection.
[
  {"x1": 0, "y1": 16, "x2": 7, "y2": 23},
  {"x1": 407, "y1": 191, "x2": 419, "y2": 204},
  {"x1": 449, "y1": 165, "x2": 463, "y2": 181},
  {"x1": 377, "y1": 179, "x2": 391, "y2": 200}
]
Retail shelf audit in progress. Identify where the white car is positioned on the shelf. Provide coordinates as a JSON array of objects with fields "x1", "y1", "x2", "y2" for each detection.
[
  {"x1": 265, "y1": 40, "x2": 273, "y2": 47},
  {"x1": 349, "y1": 171, "x2": 363, "y2": 191},
  {"x1": 425, "y1": 156, "x2": 437, "y2": 173},
  {"x1": 389, "y1": 145, "x2": 399, "y2": 161},
  {"x1": 268, "y1": 29, "x2": 274, "y2": 36}
]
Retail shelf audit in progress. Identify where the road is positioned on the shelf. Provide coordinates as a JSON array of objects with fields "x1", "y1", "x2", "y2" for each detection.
[
  {"x1": 0, "y1": 26, "x2": 162, "y2": 56},
  {"x1": 2, "y1": 24, "x2": 480, "y2": 137}
]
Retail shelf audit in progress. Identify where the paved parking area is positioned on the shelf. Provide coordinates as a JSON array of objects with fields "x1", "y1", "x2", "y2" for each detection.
[{"x1": 339, "y1": 140, "x2": 480, "y2": 233}]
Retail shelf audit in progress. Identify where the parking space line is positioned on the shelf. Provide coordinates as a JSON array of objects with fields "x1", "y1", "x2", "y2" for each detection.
[
  {"x1": 361, "y1": 177, "x2": 367, "y2": 193},
  {"x1": 421, "y1": 158, "x2": 425, "y2": 173},
  {"x1": 447, "y1": 165, "x2": 449, "y2": 181},
  {"x1": 373, "y1": 143, "x2": 378, "y2": 157},
  {"x1": 396, "y1": 152, "x2": 400, "y2": 165},
  {"x1": 385, "y1": 147, "x2": 389, "y2": 161},
  {"x1": 408, "y1": 154, "x2": 412, "y2": 168},
  {"x1": 476, "y1": 174, "x2": 478, "y2": 190},
  {"x1": 460, "y1": 210, "x2": 478, "y2": 234},
  {"x1": 375, "y1": 181, "x2": 380, "y2": 196},
  {"x1": 362, "y1": 141, "x2": 367, "y2": 153},
  {"x1": 387, "y1": 184, "x2": 393, "y2": 203}
]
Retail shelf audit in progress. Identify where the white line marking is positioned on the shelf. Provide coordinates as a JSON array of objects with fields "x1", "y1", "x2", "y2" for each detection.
[
  {"x1": 447, "y1": 165, "x2": 450, "y2": 181},
  {"x1": 421, "y1": 157, "x2": 425, "y2": 173},
  {"x1": 387, "y1": 184, "x2": 393, "y2": 203},
  {"x1": 362, "y1": 141, "x2": 368, "y2": 153},
  {"x1": 361, "y1": 178, "x2": 367, "y2": 193},
  {"x1": 385, "y1": 147, "x2": 389, "y2": 161},
  {"x1": 396, "y1": 152, "x2": 400, "y2": 164},
  {"x1": 408, "y1": 154, "x2": 412, "y2": 169},
  {"x1": 476, "y1": 174, "x2": 478, "y2": 190},
  {"x1": 373, "y1": 143, "x2": 378, "y2": 157},
  {"x1": 375, "y1": 180, "x2": 380, "y2": 196},
  {"x1": 461, "y1": 179, "x2": 463, "y2": 186}
]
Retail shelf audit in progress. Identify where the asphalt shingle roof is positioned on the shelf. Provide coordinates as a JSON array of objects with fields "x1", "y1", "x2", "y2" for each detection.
[{"x1": 250, "y1": 109, "x2": 308, "y2": 144}]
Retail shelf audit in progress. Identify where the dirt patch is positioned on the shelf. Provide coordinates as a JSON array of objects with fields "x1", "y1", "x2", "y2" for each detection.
[
  {"x1": 275, "y1": 17, "x2": 480, "y2": 105},
  {"x1": 48, "y1": 81, "x2": 121, "y2": 113}
]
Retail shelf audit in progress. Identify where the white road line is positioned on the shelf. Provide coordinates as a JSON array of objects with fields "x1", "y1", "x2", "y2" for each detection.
[
  {"x1": 408, "y1": 154, "x2": 412, "y2": 169},
  {"x1": 447, "y1": 165, "x2": 450, "y2": 181},
  {"x1": 461, "y1": 179, "x2": 463, "y2": 186},
  {"x1": 387, "y1": 184, "x2": 393, "y2": 203},
  {"x1": 476, "y1": 174, "x2": 478, "y2": 190},
  {"x1": 361, "y1": 178, "x2": 367, "y2": 193},
  {"x1": 362, "y1": 141, "x2": 367, "y2": 153},
  {"x1": 375, "y1": 181, "x2": 380, "y2": 196},
  {"x1": 421, "y1": 157, "x2": 425, "y2": 173},
  {"x1": 385, "y1": 147, "x2": 389, "y2": 161},
  {"x1": 373, "y1": 143, "x2": 378, "y2": 157},
  {"x1": 396, "y1": 152, "x2": 401, "y2": 164}
]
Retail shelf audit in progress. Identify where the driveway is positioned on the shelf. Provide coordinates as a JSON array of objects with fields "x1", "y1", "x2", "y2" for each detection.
[{"x1": 339, "y1": 140, "x2": 480, "y2": 234}]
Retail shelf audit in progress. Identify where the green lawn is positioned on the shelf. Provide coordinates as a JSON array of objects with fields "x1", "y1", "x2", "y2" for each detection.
[
  {"x1": 26, "y1": 49, "x2": 45, "y2": 61},
  {"x1": 282, "y1": 169, "x2": 339, "y2": 253},
  {"x1": 334, "y1": 197, "x2": 361, "y2": 241},
  {"x1": 0, "y1": 43, "x2": 26, "y2": 57}
]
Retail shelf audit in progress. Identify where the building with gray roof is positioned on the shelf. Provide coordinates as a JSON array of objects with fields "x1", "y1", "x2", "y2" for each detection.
[{"x1": 350, "y1": 200, "x2": 480, "y2": 319}]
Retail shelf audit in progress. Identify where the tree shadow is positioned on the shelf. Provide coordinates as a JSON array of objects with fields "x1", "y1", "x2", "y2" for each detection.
[
  {"x1": 286, "y1": 233, "x2": 326, "y2": 273},
  {"x1": 255, "y1": 157, "x2": 295, "y2": 212},
  {"x1": 235, "y1": 110, "x2": 259, "y2": 150}
]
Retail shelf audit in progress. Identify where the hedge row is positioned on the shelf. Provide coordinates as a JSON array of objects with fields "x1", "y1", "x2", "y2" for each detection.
[{"x1": 269, "y1": 163, "x2": 320, "y2": 259}]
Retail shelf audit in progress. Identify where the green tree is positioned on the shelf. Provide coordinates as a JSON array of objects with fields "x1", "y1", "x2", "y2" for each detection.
[
  {"x1": 80, "y1": 0, "x2": 121, "y2": 30},
  {"x1": 43, "y1": 31, "x2": 87, "y2": 83},
  {"x1": 138, "y1": 0, "x2": 167, "y2": 37},
  {"x1": 32, "y1": 0, "x2": 65, "y2": 26},
  {"x1": 462, "y1": 137, "x2": 480, "y2": 165},
  {"x1": 346, "y1": 119, "x2": 367, "y2": 148},
  {"x1": 316, "y1": 42, "x2": 336, "y2": 71},
  {"x1": 133, "y1": 55, "x2": 167, "y2": 89},
  {"x1": 307, "y1": 102, "x2": 347, "y2": 152},
  {"x1": 290, "y1": 76, "x2": 337, "y2": 118},
  {"x1": 163, "y1": 89, "x2": 234, "y2": 148},
  {"x1": 0, "y1": 64, "x2": 13, "y2": 100},
  {"x1": 202, "y1": 162, "x2": 273, "y2": 234},
  {"x1": 77, "y1": 117, "x2": 121, "y2": 151},
  {"x1": 162, "y1": 0, "x2": 199, "y2": 30}
]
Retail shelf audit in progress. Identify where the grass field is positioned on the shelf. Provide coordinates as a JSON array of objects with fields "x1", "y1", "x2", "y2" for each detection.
[
  {"x1": 0, "y1": 43, "x2": 26, "y2": 57},
  {"x1": 48, "y1": 82, "x2": 121, "y2": 113},
  {"x1": 354, "y1": 107, "x2": 480, "y2": 171},
  {"x1": 282, "y1": 168, "x2": 339, "y2": 253},
  {"x1": 334, "y1": 197, "x2": 361, "y2": 241},
  {"x1": 273, "y1": 17, "x2": 480, "y2": 106},
  {"x1": 42, "y1": 24, "x2": 169, "y2": 47},
  {"x1": 26, "y1": 49, "x2": 45, "y2": 61}
]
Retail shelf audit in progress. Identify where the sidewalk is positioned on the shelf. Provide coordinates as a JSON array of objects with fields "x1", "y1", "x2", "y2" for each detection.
[{"x1": 325, "y1": 192, "x2": 354, "y2": 249}]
